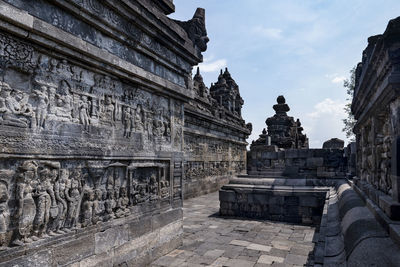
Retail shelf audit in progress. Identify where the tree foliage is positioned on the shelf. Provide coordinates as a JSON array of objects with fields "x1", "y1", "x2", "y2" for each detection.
[{"x1": 342, "y1": 66, "x2": 356, "y2": 141}]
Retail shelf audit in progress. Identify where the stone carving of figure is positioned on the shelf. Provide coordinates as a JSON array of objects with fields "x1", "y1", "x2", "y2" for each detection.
[
  {"x1": 134, "y1": 104, "x2": 144, "y2": 132},
  {"x1": 123, "y1": 107, "x2": 132, "y2": 138},
  {"x1": 32, "y1": 165, "x2": 52, "y2": 239},
  {"x1": 65, "y1": 171, "x2": 82, "y2": 229},
  {"x1": 129, "y1": 179, "x2": 139, "y2": 205},
  {"x1": 49, "y1": 58, "x2": 58, "y2": 74},
  {"x1": 153, "y1": 111, "x2": 164, "y2": 137},
  {"x1": 148, "y1": 174, "x2": 159, "y2": 201},
  {"x1": 0, "y1": 181, "x2": 9, "y2": 250},
  {"x1": 92, "y1": 188, "x2": 103, "y2": 224},
  {"x1": 71, "y1": 65, "x2": 82, "y2": 82},
  {"x1": 53, "y1": 169, "x2": 68, "y2": 233},
  {"x1": 81, "y1": 189, "x2": 94, "y2": 227},
  {"x1": 33, "y1": 86, "x2": 49, "y2": 129},
  {"x1": 137, "y1": 184, "x2": 148, "y2": 203},
  {"x1": 106, "y1": 172, "x2": 114, "y2": 192},
  {"x1": 79, "y1": 95, "x2": 90, "y2": 130},
  {"x1": 100, "y1": 189, "x2": 107, "y2": 220},
  {"x1": 57, "y1": 59, "x2": 72, "y2": 78},
  {"x1": 164, "y1": 120, "x2": 171, "y2": 139},
  {"x1": 0, "y1": 82, "x2": 32, "y2": 128},
  {"x1": 53, "y1": 81, "x2": 73, "y2": 121},
  {"x1": 13, "y1": 161, "x2": 38, "y2": 246},
  {"x1": 119, "y1": 187, "x2": 129, "y2": 213},
  {"x1": 39, "y1": 162, "x2": 60, "y2": 236},
  {"x1": 101, "y1": 95, "x2": 115, "y2": 126},
  {"x1": 104, "y1": 189, "x2": 115, "y2": 220},
  {"x1": 115, "y1": 187, "x2": 129, "y2": 218},
  {"x1": 159, "y1": 174, "x2": 170, "y2": 199}
]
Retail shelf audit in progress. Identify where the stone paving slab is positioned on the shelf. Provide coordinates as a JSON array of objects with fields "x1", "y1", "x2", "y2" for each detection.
[{"x1": 151, "y1": 192, "x2": 316, "y2": 267}]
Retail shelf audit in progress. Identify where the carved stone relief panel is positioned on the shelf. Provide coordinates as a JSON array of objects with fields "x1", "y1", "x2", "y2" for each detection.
[
  {"x1": 3, "y1": 0, "x2": 191, "y2": 87},
  {"x1": 0, "y1": 32, "x2": 181, "y2": 156},
  {"x1": 0, "y1": 159, "x2": 170, "y2": 249}
]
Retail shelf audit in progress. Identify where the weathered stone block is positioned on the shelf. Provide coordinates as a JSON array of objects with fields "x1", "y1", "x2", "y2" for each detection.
[
  {"x1": 219, "y1": 190, "x2": 237, "y2": 202},
  {"x1": 299, "y1": 196, "x2": 320, "y2": 208},
  {"x1": 269, "y1": 196, "x2": 284, "y2": 205},
  {"x1": 1, "y1": 250, "x2": 53, "y2": 267},
  {"x1": 277, "y1": 151, "x2": 285, "y2": 159},
  {"x1": 253, "y1": 193, "x2": 269, "y2": 203},
  {"x1": 262, "y1": 151, "x2": 278, "y2": 159},
  {"x1": 323, "y1": 138, "x2": 344, "y2": 149},
  {"x1": 269, "y1": 205, "x2": 283, "y2": 214},
  {"x1": 78, "y1": 250, "x2": 114, "y2": 267},
  {"x1": 298, "y1": 149, "x2": 309, "y2": 158},
  {"x1": 52, "y1": 234, "x2": 95, "y2": 266},
  {"x1": 314, "y1": 149, "x2": 325, "y2": 157},
  {"x1": 95, "y1": 225, "x2": 129, "y2": 254},
  {"x1": 283, "y1": 166, "x2": 299, "y2": 177},
  {"x1": 128, "y1": 216, "x2": 152, "y2": 240},
  {"x1": 285, "y1": 149, "x2": 299, "y2": 159},
  {"x1": 152, "y1": 208, "x2": 183, "y2": 231},
  {"x1": 379, "y1": 195, "x2": 400, "y2": 220},
  {"x1": 306, "y1": 157, "x2": 324, "y2": 168}
]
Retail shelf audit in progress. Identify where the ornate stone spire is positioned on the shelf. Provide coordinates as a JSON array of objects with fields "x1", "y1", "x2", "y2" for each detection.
[
  {"x1": 193, "y1": 67, "x2": 207, "y2": 97},
  {"x1": 263, "y1": 95, "x2": 309, "y2": 149},
  {"x1": 193, "y1": 66, "x2": 203, "y2": 82},
  {"x1": 210, "y1": 68, "x2": 243, "y2": 116}
]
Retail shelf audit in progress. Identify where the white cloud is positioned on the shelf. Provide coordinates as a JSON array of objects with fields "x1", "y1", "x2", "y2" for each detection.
[
  {"x1": 331, "y1": 76, "x2": 345, "y2": 84},
  {"x1": 308, "y1": 98, "x2": 346, "y2": 118},
  {"x1": 302, "y1": 98, "x2": 348, "y2": 148},
  {"x1": 325, "y1": 73, "x2": 346, "y2": 84},
  {"x1": 197, "y1": 59, "x2": 227, "y2": 73},
  {"x1": 252, "y1": 26, "x2": 282, "y2": 39}
]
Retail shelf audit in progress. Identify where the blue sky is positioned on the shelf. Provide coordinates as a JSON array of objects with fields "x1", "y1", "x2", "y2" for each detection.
[{"x1": 169, "y1": 0, "x2": 400, "y2": 148}]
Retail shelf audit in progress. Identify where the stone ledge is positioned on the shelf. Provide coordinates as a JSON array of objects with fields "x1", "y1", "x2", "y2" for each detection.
[
  {"x1": 353, "y1": 177, "x2": 400, "y2": 220},
  {"x1": 0, "y1": 1, "x2": 194, "y2": 100}
]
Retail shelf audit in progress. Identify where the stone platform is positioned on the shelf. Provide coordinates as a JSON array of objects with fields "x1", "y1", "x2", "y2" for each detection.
[
  {"x1": 220, "y1": 182, "x2": 328, "y2": 225},
  {"x1": 151, "y1": 192, "x2": 317, "y2": 267},
  {"x1": 218, "y1": 176, "x2": 400, "y2": 266}
]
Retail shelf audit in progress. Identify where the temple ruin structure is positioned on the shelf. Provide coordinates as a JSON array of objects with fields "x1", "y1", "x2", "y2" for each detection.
[
  {"x1": 1, "y1": 0, "x2": 400, "y2": 266},
  {"x1": 184, "y1": 67, "x2": 250, "y2": 198},
  {"x1": 0, "y1": 0, "x2": 249, "y2": 265},
  {"x1": 352, "y1": 16, "x2": 400, "y2": 221},
  {"x1": 251, "y1": 95, "x2": 308, "y2": 149}
]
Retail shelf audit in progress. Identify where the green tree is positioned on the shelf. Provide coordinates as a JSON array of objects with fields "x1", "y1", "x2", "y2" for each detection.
[{"x1": 342, "y1": 66, "x2": 356, "y2": 141}]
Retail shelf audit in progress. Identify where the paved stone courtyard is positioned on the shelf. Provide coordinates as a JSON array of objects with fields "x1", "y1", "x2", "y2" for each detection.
[{"x1": 151, "y1": 192, "x2": 317, "y2": 267}]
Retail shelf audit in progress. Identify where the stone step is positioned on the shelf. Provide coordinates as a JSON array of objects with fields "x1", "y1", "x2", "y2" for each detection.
[
  {"x1": 248, "y1": 170, "x2": 284, "y2": 176},
  {"x1": 229, "y1": 177, "x2": 331, "y2": 187}
]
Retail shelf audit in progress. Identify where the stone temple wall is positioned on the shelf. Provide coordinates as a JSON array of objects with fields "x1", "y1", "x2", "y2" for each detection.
[
  {"x1": 248, "y1": 148, "x2": 346, "y2": 179},
  {"x1": 352, "y1": 16, "x2": 400, "y2": 220},
  {"x1": 183, "y1": 68, "x2": 251, "y2": 199},
  {"x1": 0, "y1": 0, "x2": 209, "y2": 265}
]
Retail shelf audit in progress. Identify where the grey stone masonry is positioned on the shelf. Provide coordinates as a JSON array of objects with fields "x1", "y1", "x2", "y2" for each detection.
[
  {"x1": 151, "y1": 192, "x2": 318, "y2": 267},
  {"x1": 183, "y1": 67, "x2": 251, "y2": 199},
  {"x1": 352, "y1": 16, "x2": 400, "y2": 220},
  {"x1": 248, "y1": 148, "x2": 346, "y2": 179},
  {"x1": 0, "y1": 0, "x2": 211, "y2": 265},
  {"x1": 219, "y1": 178, "x2": 400, "y2": 266}
]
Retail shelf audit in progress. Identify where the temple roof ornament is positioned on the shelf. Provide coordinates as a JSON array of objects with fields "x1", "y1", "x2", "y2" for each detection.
[{"x1": 252, "y1": 95, "x2": 308, "y2": 150}]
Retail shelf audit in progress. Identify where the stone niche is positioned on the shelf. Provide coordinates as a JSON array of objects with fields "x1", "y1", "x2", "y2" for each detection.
[
  {"x1": 183, "y1": 67, "x2": 251, "y2": 199},
  {"x1": 352, "y1": 16, "x2": 400, "y2": 220},
  {"x1": 0, "y1": 0, "x2": 206, "y2": 265}
]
